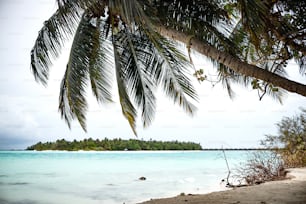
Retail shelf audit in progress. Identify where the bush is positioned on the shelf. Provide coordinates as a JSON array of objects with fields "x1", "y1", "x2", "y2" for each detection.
[
  {"x1": 262, "y1": 108, "x2": 306, "y2": 167},
  {"x1": 232, "y1": 151, "x2": 286, "y2": 186},
  {"x1": 229, "y1": 109, "x2": 306, "y2": 187}
]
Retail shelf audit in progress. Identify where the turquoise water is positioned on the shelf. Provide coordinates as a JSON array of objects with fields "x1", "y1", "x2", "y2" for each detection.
[{"x1": 0, "y1": 151, "x2": 249, "y2": 204}]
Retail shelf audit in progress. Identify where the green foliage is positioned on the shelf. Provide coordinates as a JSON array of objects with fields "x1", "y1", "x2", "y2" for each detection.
[
  {"x1": 26, "y1": 138, "x2": 202, "y2": 151},
  {"x1": 31, "y1": 0, "x2": 306, "y2": 134},
  {"x1": 262, "y1": 108, "x2": 306, "y2": 167},
  {"x1": 144, "y1": 0, "x2": 306, "y2": 100},
  {"x1": 147, "y1": 0, "x2": 234, "y2": 50},
  {"x1": 31, "y1": 0, "x2": 198, "y2": 135},
  {"x1": 193, "y1": 69, "x2": 207, "y2": 82}
]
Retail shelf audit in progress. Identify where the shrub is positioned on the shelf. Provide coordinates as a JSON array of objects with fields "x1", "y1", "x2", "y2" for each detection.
[
  {"x1": 232, "y1": 151, "x2": 286, "y2": 186},
  {"x1": 229, "y1": 109, "x2": 306, "y2": 186},
  {"x1": 262, "y1": 108, "x2": 306, "y2": 167}
]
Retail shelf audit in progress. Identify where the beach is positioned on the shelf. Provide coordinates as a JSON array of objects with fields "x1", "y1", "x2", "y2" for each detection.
[{"x1": 139, "y1": 167, "x2": 306, "y2": 204}]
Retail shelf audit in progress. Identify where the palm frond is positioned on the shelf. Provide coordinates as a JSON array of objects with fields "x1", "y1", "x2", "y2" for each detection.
[
  {"x1": 149, "y1": 33, "x2": 198, "y2": 115},
  {"x1": 267, "y1": 86, "x2": 287, "y2": 104},
  {"x1": 296, "y1": 55, "x2": 306, "y2": 76},
  {"x1": 110, "y1": 0, "x2": 154, "y2": 26},
  {"x1": 57, "y1": 0, "x2": 201, "y2": 133},
  {"x1": 114, "y1": 29, "x2": 157, "y2": 127},
  {"x1": 143, "y1": 0, "x2": 235, "y2": 51},
  {"x1": 56, "y1": 0, "x2": 96, "y2": 11},
  {"x1": 59, "y1": 68, "x2": 74, "y2": 129},
  {"x1": 88, "y1": 18, "x2": 113, "y2": 103},
  {"x1": 217, "y1": 64, "x2": 237, "y2": 99},
  {"x1": 113, "y1": 40, "x2": 138, "y2": 135},
  {"x1": 258, "y1": 83, "x2": 287, "y2": 104},
  {"x1": 138, "y1": 2, "x2": 198, "y2": 111},
  {"x1": 31, "y1": 1, "x2": 81, "y2": 85},
  {"x1": 111, "y1": 0, "x2": 198, "y2": 117},
  {"x1": 261, "y1": 62, "x2": 288, "y2": 103},
  {"x1": 197, "y1": 21, "x2": 236, "y2": 52},
  {"x1": 237, "y1": 0, "x2": 270, "y2": 48},
  {"x1": 59, "y1": 13, "x2": 105, "y2": 131}
]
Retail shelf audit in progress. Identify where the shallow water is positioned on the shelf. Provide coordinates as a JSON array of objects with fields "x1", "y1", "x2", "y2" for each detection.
[{"x1": 0, "y1": 151, "x2": 249, "y2": 204}]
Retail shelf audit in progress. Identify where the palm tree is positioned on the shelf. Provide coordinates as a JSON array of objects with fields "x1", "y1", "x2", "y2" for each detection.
[
  {"x1": 146, "y1": 0, "x2": 306, "y2": 99},
  {"x1": 135, "y1": 0, "x2": 306, "y2": 100},
  {"x1": 31, "y1": 0, "x2": 197, "y2": 134},
  {"x1": 31, "y1": 0, "x2": 306, "y2": 133}
]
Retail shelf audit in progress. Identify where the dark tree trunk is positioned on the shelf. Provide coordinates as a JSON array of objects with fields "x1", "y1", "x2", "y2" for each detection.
[{"x1": 157, "y1": 26, "x2": 306, "y2": 97}]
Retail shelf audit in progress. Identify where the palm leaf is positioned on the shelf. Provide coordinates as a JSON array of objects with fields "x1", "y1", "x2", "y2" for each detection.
[
  {"x1": 113, "y1": 39, "x2": 138, "y2": 135},
  {"x1": 59, "y1": 13, "x2": 105, "y2": 131},
  {"x1": 263, "y1": 85, "x2": 286, "y2": 104},
  {"x1": 56, "y1": 0, "x2": 97, "y2": 11},
  {"x1": 88, "y1": 18, "x2": 113, "y2": 103},
  {"x1": 31, "y1": 1, "x2": 81, "y2": 85},
  {"x1": 237, "y1": 0, "x2": 270, "y2": 48},
  {"x1": 143, "y1": 0, "x2": 234, "y2": 51},
  {"x1": 149, "y1": 32, "x2": 198, "y2": 115},
  {"x1": 115, "y1": 29, "x2": 157, "y2": 127},
  {"x1": 59, "y1": 68, "x2": 74, "y2": 129},
  {"x1": 217, "y1": 64, "x2": 237, "y2": 99},
  {"x1": 296, "y1": 55, "x2": 306, "y2": 76},
  {"x1": 111, "y1": 0, "x2": 198, "y2": 120},
  {"x1": 260, "y1": 62, "x2": 288, "y2": 103},
  {"x1": 137, "y1": 1, "x2": 198, "y2": 113}
]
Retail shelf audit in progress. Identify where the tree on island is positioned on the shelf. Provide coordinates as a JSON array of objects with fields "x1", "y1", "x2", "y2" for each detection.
[
  {"x1": 31, "y1": 0, "x2": 306, "y2": 134},
  {"x1": 26, "y1": 138, "x2": 202, "y2": 151}
]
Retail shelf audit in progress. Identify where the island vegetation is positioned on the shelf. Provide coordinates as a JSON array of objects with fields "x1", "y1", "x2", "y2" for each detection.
[{"x1": 26, "y1": 138, "x2": 202, "y2": 151}]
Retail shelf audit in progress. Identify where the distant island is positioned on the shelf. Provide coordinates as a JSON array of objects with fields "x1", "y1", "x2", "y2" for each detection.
[{"x1": 26, "y1": 138, "x2": 202, "y2": 151}]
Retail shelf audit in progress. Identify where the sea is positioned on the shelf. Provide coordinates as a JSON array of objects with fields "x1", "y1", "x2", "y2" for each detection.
[{"x1": 0, "y1": 150, "x2": 251, "y2": 204}]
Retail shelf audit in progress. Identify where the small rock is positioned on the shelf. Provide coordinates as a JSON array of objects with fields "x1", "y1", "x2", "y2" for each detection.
[{"x1": 139, "y1": 176, "x2": 146, "y2": 180}]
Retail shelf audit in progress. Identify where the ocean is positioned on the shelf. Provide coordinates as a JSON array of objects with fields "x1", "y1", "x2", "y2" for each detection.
[{"x1": 0, "y1": 150, "x2": 250, "y2": 204}]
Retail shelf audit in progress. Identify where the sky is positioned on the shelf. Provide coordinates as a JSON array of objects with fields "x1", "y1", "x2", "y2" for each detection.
[{"x1": 0, "y1": 0, "x2": 305, "y2": 150}]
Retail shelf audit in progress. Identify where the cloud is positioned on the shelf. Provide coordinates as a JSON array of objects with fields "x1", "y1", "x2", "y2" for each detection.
[
  {"x1": 0, "y1": 95, "x2": 41, "y2": 148},
  {"x1": 0, "y1": 133, "x2": 34, "y2": 150}
]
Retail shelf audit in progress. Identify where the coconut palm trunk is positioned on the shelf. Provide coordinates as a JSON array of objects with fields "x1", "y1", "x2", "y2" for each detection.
[{"x1": 156, "y1": 25, "x2": 306, "y2": 97}]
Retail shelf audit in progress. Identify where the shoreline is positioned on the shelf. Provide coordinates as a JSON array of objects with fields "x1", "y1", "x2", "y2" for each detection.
[{"x1": 138, "y1": 167, "x2": 306, "y2": 204}]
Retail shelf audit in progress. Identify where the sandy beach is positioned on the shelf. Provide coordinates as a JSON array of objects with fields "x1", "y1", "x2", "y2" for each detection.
[{"x1": 139, "y1": 168, "x2": 306, "y2": 204}]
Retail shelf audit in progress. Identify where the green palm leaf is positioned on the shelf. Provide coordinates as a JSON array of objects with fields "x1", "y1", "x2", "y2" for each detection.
[
  {"x1": 113, "y1": 39, "x2": 138, "y2": 135},
  {"x1": 150, "y1": 33, "x2": 198, "y2": 115},
  {"x1": 144, "y1": 0, "x2": 234, "y2": 51},
  {"x1": 59, "y1": 13, "x2": 108, "y2": 131},
  {"x1": 115, "y1": 29, "x2": 157, "y2": 127},
  {"x1": 111, "y1": 0, "x2": 198, "y2": 122},
  {"x1": 237, "y1": 0, "x2": 270, "y2": 48},
  {"x1": 31, "y1": 1, "x2": 81, "y2": 85},
  {"x1": 88, "y1": 18, "x2": 113, "y2": 103},
  {"x1": 59, "y1": 68, "x2": 74, "y2": 129},
  {"x1": 138, "y1": 1, "x2": 198, "y2": 113}
]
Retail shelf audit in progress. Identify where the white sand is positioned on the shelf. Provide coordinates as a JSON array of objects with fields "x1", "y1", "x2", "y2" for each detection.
[{"x1": 139, "y1": 167, "x2": 306, "y2": 204}]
